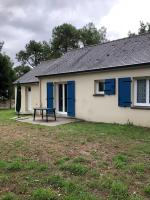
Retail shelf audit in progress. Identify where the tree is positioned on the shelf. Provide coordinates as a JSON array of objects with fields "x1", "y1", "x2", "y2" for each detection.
[
  {"x1": 128, "y1": 21, "x2": 150, "y2": 37},
  {"x1": 14, "y1": 65, "x2": 31, "y2": 78},
  {"x1": 16, "y1": 40, "x2": 52, "y2": 67},
  {"x1": 16, "y1": 82, "x2": 21, "y2": 117},
  {"x1": 79, "y1": 22, "x2": 107, "y2": 46},
  {"x1": 0, "y1": 42, "x2": 4, "y2": 52},
  {"x1": 0, "y1": 53, "x2": 15, "y2": 99},
  {"x1": 51, "y1": 23, "x2": 79, "y2": 57}
]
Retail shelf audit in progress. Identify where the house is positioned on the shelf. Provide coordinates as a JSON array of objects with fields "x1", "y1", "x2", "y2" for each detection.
[{"x1": 15, "y1": 33, "x2": 150, "y2": 127}]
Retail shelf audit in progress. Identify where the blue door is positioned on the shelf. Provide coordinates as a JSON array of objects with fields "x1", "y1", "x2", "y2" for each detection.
[
  {"x1": 47, "y1": 82, "x2": 53, "y2": 108},
  {"x1": 67, "y1": 81, "x2": 75, "y2": 117}
]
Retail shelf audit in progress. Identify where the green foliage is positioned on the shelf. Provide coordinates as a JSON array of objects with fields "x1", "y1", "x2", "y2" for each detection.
[
  {"x1": 55, "y1": 156, "x2": 70, "y2": 165},
  {"x1": 0, "y1": 109, "x2": 15, "y2": 122},
  {"x1": 128, "y1": 21, "x2": 150, "y2": 37},
  {"x1": 6, "y1": 161, "x2": 23, "y2": 171},
  {"x1": 113, "y1": 154, "x2": 128, "y2": 169},
  {"x1": 16, "y1": 23, "x2": 107, "y2": 66},
  {"x1": 129, "y1": 163, "x2": 145, "y2": 174},
  {"x1": 51, "y1": 23, "x2": 79, "y2": 57},
  {"x1": 60, "y1": 163, "x2": 88, "y2": 175},
  {"x1": 73, "y1": 156, "x2": 88, "y2": 164},
  {"x1": 79, "y1": 22, "x2": 107, "y2": 46},
  {"x1": 144, "y1": 184, "x2": 150, "y2": 196},
  {"x1": 0, "y1": 41, "x2": 4, "y2": 52},
  {"x1": 16, "y1": 40, "x2": 52, "y2": 67},
  {"x1": 0, "y1": 174, "x2": 9, "y2": 185},
  {"x1": 14, "y1": 65, "x2": 31, "y2": 78},
  {"x1": 46, "y1": 175, "x2": 98, "y2": 200},
  {"x1": 88, "y1": 174, "x2": 114, "y2": 190},
  {"x1": 32, "y1": 188, "x2": 59, "y2": 200},
  {"x1": 129, "y1": 194, "x2": 144, "y2": 200},
  {"x1": 0, "y1": 160, "x2": 7, "y2": 169},
  {"x1": 0, "y1": 52, "x2": 15, "y2": 99},
  {"x1": 109, "y1": 180, "x2": 129, "y2": 200},
  {"x1": 0, "y1": 193, "x2": 18, "y2": 200}
]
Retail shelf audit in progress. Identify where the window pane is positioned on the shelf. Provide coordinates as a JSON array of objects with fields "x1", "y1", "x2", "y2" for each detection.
[
  {"x1": 137, "y1": 79, "x2": 146, "y2": 103},
  {"x1": 65, "y1": 84, "x2": 67, "y2": 112},
  {"x1": 98, "y1": 81, "x2": 104, "y2": 92},
  {"x1": 58, "y1": 84, "x2": 63, "y2": 111}
]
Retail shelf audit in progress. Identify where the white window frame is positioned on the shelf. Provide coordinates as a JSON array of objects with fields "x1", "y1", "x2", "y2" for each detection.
[
  {"x1": 95, "y1": 80, "x2": 104, "y2": 95},
  {"x1": 134, "y1": 78, "x2": 150, "y2": 106},
  {"x1": 55, "y1": 82, "x2": 67, "y2": 114}
]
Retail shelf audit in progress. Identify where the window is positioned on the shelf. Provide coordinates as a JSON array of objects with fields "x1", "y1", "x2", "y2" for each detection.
[
  {"x1": 134, "y1": 78, "x2": 150, "y2": 106},
  {"x1": 95, "y1": 80, "x2": 104, "y2": 95}
]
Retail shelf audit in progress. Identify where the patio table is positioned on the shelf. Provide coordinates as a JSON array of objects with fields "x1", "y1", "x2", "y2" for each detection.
[{"x1": 33, "y1": 107, "x2": 56, "y2": 122}]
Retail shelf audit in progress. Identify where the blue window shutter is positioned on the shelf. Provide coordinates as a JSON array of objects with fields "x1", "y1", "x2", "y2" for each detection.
[
  {"x1": 118, "y1": 77, "x2": 132, "y2": 107},
  {"x1": 47, "y1": 82, "x2": 53, "y2": 108},
  {"x1": 67, "y1": 81, "x2": 75, "y2": 117},
  {"x1": 104, "y1": 79, "x2": 116, "y2": 95}
]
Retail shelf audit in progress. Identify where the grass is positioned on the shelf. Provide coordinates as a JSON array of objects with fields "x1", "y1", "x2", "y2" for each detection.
[
  {"x1": 31, "y1": 188, "x2": 59, "y2": 200},
  {"x1": 113, "y1": 153, "x2": 128, "y2": 169},
  {"x1": 0, "y1": 109, "x2": 150, "y2": 200}
]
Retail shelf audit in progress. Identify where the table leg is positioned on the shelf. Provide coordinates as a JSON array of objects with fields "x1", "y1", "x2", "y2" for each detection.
[
  {"x1": 54, "y1": 110, "x2": 56, "y2": 121},
  {"x1": 33, "y1": 109, "x2": 36, "y2": 121},
  {"x1": 42, "y1": 109, "x2": 43, "y2": 120}
]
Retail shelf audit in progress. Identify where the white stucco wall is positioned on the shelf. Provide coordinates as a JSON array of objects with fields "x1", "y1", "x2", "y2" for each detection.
[
  {"x1": 15, "y1": 83, "x2": 40, "y2": 113},
  {"x1": 40, "y1": 67, "x2": 150, "y2": 127}
]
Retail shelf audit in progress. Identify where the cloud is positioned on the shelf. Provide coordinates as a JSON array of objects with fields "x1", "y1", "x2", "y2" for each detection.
[
  {"x1": 101, "y1": 0, "x2": 150, "y2": 39},
  {"x1": 2, "y1": 0, "x2": 150, "y2": 64},
  {"x1": 0, "y1": 0, "x2": 117, "y2": 63}
]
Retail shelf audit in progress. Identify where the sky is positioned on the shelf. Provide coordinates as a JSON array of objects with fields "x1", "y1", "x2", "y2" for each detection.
[{"x1": 1, "y1": 0, "x2": 150, "y2": 64}]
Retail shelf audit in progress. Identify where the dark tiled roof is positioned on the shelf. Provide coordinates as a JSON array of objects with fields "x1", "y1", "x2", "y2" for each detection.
[
  {"x1": 38, "y1": 33, "x2": 150, "y2": 77},
  {"x1": 16, "y1": 33, "x2": 150, "y2": 84},
  {"x1": 14, "y1": 60, "x2": 55, "y2": 84}
]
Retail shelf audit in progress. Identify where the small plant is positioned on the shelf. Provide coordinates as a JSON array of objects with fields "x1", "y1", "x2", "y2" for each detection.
[
  {"x1": 60, "y1": 163, "x2": 88, "y2": 176},
  {"x1": 32, "y1": 188, "x2": 59, "y2": 200},
  {"x1": 46, "y1": 175, "x2": 65, "y2": 188},
  {"x1": 144, "y1": 184, "x2": 150, "y2": 196},
  {"x1": 1, "y1": 192, "x2": 18, "y2": 200},
  {"x1": 0, "y1": 160, "x2": 8, "y2": 169},
  {"x1": 109, "y1": 180, "x2": 129, "y2": 200},
  {"x1": 25, "y1": 161, "x2": 38, "y2": 170},
  {"x1": 0, "y1": 174, "x2": 9, "y2": 185},
  {"x1": 55, "y1": 157, "x2": 70, "y2": 165},
  {"x1": 73, "y1": 156, "x2": 88, "y2": 164},
  {"x1": 36, "y1": 164, "x2": 49, "y2": 172},
  {"x1": 7, "y1": 161, "x2": 23, "y2": 171},
  {"x1": 88, "y1": 174, "x2": 114, "y2": 190},
  {"x1": 129, "y1": 163, "x2": 145, "y2": 174},
  {"x1": 113, "y1": 154, "x2": 128, "y2": 169},
  {"x1": 129, "y1": 194, "x2": 144, "y2": 200}
]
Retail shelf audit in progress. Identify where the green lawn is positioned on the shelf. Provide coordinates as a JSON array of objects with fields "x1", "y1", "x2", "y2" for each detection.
[{"x1": 0, "y1": 110, "x2": 150, "y2": 200}]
